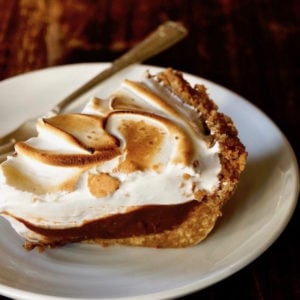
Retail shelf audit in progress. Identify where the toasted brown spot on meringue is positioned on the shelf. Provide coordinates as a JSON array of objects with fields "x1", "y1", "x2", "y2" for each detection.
[
  {"x1": 2, "y1": 164, "x2": 80, "y2": 194},
  {"x1": 108, "y1": 111, "x2": 195, "y2": 169},
  {"x1": 115, "y1": 159, "x2": 139, "y2": 173},
  {"x1": 90, "y1": 97, "x2": 102, "y2": 110},
  {"x1": 88, "y1": 173, "x2": 120, "y2": 198},
  {"x1": 2, "y1": 164, "x2": 45, "y2": 194},
  {"x1": 88, "y1": 97, "x2": 111, "y2": 115},
  {"x1": 152, "y1": 163, "x2": 163, "y2": 172},
  {"x1": 117, "y1": 119, "x2": 164, "y2": 171},
  {"x1": 111, "y1": 94, "x2": 144, "y2": 111},
  {"x1": 182, "y1": 173, "x2": 191, "y2": 180}
]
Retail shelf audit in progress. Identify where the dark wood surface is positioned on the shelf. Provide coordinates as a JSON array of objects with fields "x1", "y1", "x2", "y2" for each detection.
[{"x1": 0, "y1": 1, "x2": 299, "y2": 299}]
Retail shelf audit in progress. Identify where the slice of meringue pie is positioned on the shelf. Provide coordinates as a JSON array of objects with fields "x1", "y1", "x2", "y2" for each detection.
[{"x1": 0, "y1": 68, "x2": 247, "y2": 250}]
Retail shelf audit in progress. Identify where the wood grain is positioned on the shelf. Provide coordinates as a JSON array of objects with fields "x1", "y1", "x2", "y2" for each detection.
[{"x1": 0, "y1": 1, "x2": 299, "y2": 299}]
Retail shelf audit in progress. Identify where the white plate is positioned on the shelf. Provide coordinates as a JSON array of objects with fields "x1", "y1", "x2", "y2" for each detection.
[{"x1": 0, "y1": 63, "x2": 299, "y2": 300}]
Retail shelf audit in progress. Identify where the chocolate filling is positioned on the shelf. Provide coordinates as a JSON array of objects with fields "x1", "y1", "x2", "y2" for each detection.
[{"x1": 17, "y1": 200, "x2": 199, "y2": 246}]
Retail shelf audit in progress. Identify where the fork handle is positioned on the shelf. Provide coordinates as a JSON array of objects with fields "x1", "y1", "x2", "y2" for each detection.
[{"x1": 51, "y1": 21, "x2": 188, "y2": 114}]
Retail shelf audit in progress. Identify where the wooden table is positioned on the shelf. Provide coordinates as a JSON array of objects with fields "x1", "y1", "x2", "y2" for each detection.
[{"x1": 0, "y1": 1, "x2": 299, "y2": 299}]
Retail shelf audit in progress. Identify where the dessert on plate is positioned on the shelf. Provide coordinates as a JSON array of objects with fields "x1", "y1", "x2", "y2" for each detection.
[{"x1": 0, "y1": 68, "x2": 247, "y2": 249}]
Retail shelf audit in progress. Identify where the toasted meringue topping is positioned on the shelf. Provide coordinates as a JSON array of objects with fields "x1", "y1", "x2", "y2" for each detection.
[{"x1": 0, "y1": 71, "x2": 221, "y2": 238}]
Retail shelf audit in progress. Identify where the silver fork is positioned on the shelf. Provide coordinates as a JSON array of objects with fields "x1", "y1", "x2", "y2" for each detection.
[{"x1": 0, "y1": 21, "x2": 187, "y2": 162}]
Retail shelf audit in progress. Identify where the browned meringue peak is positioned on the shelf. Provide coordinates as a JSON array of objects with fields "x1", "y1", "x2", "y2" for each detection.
[
  {"x1": 14, "y1": 114, "x2": 120, "y2": 167},
  {"x1": 43, "y1": 114, "x2": 118, "y2": 151},
  {"x1": 90, "y1": 77, "x2": 206, "y2": 140},
  {"x1": 110, "y1": 94, "x2": 146, "y2": 111},
  {"x1": 121, "y1": 79, "x2": 184, "y2": 117},
  {"x1": 107, "y1": 111, "x2": 194, "y2": 172},
  {"x1": 15, "y1": 142, "x2": 120, "y2": 167},
  {"x1": 120, "y1": 78, "x2": 208, "y2": 139},
  {"x1": 2, "y1": 163, "x2": 80, "y2": 195}
]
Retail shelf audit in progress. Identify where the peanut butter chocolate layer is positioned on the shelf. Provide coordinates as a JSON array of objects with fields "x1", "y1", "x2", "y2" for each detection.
[{"x1": 18, "y1": 201, "x2": 199, "y2": 249}]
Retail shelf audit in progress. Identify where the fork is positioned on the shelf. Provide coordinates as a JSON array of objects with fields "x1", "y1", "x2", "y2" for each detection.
[{"x1": 0, "y1": 21, "x2": 187, "y2": 162}]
